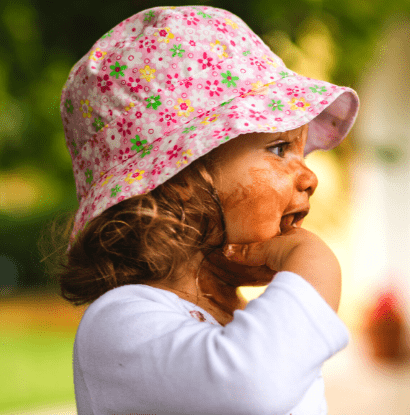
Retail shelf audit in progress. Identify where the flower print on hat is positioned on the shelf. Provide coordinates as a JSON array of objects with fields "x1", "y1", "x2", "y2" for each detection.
[{"x1": 60, "y1": 5, "x2": 359, "y2": 251}]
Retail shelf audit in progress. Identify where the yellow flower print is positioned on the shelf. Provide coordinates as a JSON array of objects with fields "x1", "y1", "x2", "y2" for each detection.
[
  {"x1": 139, "y1": 65, "x2": 156, "y2": 82},
  {"x1": 289, "y1": 97, "x2": 311, "y2": 111},
  {"x1": 225, "y1": 18, "x2": 238, "y2": 29},
  {"x1": 124, "y1": 169, "x2": 145, "y2": 184},
  {"x1": 258, "y1": 123, "x2": 277, "y2": 132},
  {"x1": 80, "y1": 99, "x2": 93, "y2": 118},
  {"x1": 174, "y1": 98, "x2": 195, "y2": 117},
  {"x1": 101, "y1": 174, "x2": 113, "y2": 187},
  {"x1": 200, "y1": 113, "x2": 220, "y2": 125},
  {"x1": 176, "y1": 149, "x2": 193, "y2": 168},
  {"x1": 92, "y1": 171, "x2": 108, "y2": 188},
  {"x1": 89, "y1": 47, "x2": 107, "y2": 62},
  {"x1": 154, "y1": 27, "x2": 175, "y2": 44},
  {"x1": 124, "y1": 102, "x2": 135, "y2": 112},
  {"x1": 210, "y1": 40, "x2": 229, "y2": 59},
  {"x1": 248, "y1": 80, "x2": 270, "y2": 96},
  {"x1": 262, "y1": 54, "x2": 278, "y2": 67}
]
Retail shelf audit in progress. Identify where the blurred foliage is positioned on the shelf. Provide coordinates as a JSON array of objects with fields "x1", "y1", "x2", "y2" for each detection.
[{"x1": 1, "y1": 0, "x2": 410, "y2": 292}]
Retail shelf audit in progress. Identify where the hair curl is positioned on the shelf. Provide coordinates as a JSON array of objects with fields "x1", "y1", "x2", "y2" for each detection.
[{"x1": 38, "y1": 150, "x2": 227, "y2": 306}]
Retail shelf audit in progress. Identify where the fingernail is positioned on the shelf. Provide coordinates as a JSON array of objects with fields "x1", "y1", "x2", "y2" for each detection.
[{"x1": 223, "y1": 244, "x2": 236, "y2": 258}]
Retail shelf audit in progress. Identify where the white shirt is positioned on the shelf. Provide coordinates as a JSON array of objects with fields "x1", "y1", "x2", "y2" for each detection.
[{"x1": 73, "y1": 271, "x2": 349, "y2": 414}]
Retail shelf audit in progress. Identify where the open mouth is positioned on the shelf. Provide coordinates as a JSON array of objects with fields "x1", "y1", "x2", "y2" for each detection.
[{"x1": 280, "y1": 210, "x2": 309, "y2": 233}]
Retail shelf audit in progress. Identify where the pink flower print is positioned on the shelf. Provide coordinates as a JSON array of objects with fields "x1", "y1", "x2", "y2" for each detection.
[
  {"x1": 249, "y1": 57, "x2": 266, "y2": 71},
  {"x1": 139, "y1": 36, "x2": 157, "y2": 53},
  {"x1": 99, "y1": 142, "x2": 111, "y2": 161},
  {"x1": 320, "y1": 100, "x2": 328, "y2": 105},
  {"x1": 198, "y1": 52, "x2": 213, "y2": 70},
  {"x1": 152, "y1": 160, "x2": 167, "y2": 175},
  {"x1": 117, "y1": 196, "x2": 126, "y2": 203},
  {"x1": 127, "y1": 76, "x2": 143, "y2": 93},
  {"x1": 227, "y1": 111, "x2": 240, "y2": 120},
  {"x1": 180, "y1": 77, "x2": 193, "y2": 88},
  {"x1": 214, "y1": 19, "x2": 228, "y2": 34},
  {"x1": 275, "y1": 117, "x2": 283, "y2": 122},
  {"x1": 159, "y1": 108, "x2": 177, "y2": 126},
  {"x1": 205, "y1": 80, "x2": 223, "y2": 97},
  {"x1": 211, "y1": 61, "x2": 222, "y2": 71},
  {"x1": 121, "y1": 166, "x2": 134, "y2": 175},
  {"x1": 117, "y1": 118, "x2": 133, "y2": 137},
  {"x1": 182, "y1": 11, "x2": 200, "y2": 26},
  {"x1": 97, "y1": 74, "x2": 113, "y2": 93},
  {"x1": 166, "y1": 73, "x2": 179, "y2": 91},
  {"x1": 249, "y1": 109, "x2": 267, "y2": 121},
  {"x1": 286, "y1": 86, "x2": 306, "y2": 97},
  {"x1": 80, "y1": 207, "x2": 89, "y2": 224},
  {"x1": 167, "y1": 144, "x2": 182, "y2": 160},
  {"x1": 89, "y1": 135, "x2": 99, "y2": 149},
  {"x1": 94, "y1": 157, "x2": 101, "y2": 167},
  {"x1": 134, "y1": 111, "x2": 142, "y2": 119},
  {"x1": 119, "y1": 147, "x2": 132, "y2": 162},
  {"x1": 189, "y1": 40, "x2": 196, "y2": 47},
  {"x1": 213, "y1": 127, "x2": 232, "y2": 140}
]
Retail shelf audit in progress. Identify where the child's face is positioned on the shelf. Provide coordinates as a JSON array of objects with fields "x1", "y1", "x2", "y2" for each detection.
[{"x1": 212, "y1": 123, "x2": 318, "y2": 244}]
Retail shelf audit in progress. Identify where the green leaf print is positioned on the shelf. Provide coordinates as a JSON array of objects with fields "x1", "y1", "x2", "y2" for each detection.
[
  {"x1": 71, "y1": 140, "x2": 78, "y2": 156},
  {"x1": 92, "y1": 116, "x2": 105, "y2": 132},
  {"x1": 139, "y1": 144, "x2": 153, "y2": 158},
  {"x1": 279, "y1": 71, "x2": 290, "y2": 79},
  {"x1": 220, "y1": 136, "x2": 230, "y2": 143},
  {"x1": 144, "y1": 11, "x2": 155, "y2": 22},
  {"x1": 110, "y1": 185, "x2": 122, "y2": 197},
  {"x1": 268, "y1": 99, "x2": 284, "y2": 111},
  {"x1": 130, "y1": 135, "x2": 146, "y2": 151},
  {"x1": 170, "y1": 44, "x2": 185, "y2": 58},
  {"x1": 220, "y1": 98, "x2": 235, "y2": 107},
  {"x1": 197, "y1": 11, "x2": 212, "y2": 18},
  {"x1": 101, "y1": 29, "x2": 114, "y2": 39},
  {"x1": 85, "y1": 169, "x2": 93, "y2": 184},
  {"x1": 182, "y1": 125, "x2": 197, "y2": 134},
  {"x1": 145, "y1": 95, "x2": 162, "y2": 110},
  {"x1": 65, "y1": 99, "x2": 74, "y2": 114},
  {"x1": 309, "y1": 85, "x2": 327, "y2": 95},
  {"x1": 221, "y1": 71, "x2": 239, "y2": 88},
  {"x1": 109, "y1": 61, "x2": 127, "y2": 79},
  {"x1": 243, "y1": 51, "x2": 250, "y2": 56}
]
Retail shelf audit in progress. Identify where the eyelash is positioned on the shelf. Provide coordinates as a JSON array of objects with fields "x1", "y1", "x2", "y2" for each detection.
[{"x1": 268, "y1": 142, "x2": 290, "y2": 158}]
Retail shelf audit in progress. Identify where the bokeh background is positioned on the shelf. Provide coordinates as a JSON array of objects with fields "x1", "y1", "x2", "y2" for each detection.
[{"x1": 1, "y1": 0, "x2": 410, "y2": 413}]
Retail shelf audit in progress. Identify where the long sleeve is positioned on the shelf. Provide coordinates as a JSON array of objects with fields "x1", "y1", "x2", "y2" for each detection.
[{"x1": 73, "y1": 271, "x2": 349, "y2": 415}]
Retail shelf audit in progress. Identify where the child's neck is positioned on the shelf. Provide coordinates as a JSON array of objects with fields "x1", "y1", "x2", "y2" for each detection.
[{"x1": 146, "y1": 252, "x2": 250, "y2": 325}]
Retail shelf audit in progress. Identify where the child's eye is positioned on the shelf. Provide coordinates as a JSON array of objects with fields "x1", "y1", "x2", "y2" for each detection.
[{"x1": 268, "y1": 142, "x2": 289, "y2": 158}]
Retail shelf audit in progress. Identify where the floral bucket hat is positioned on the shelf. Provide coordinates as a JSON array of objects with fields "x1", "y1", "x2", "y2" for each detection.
[{"x1": 60, "y1": 5, "x2": 360, "y2": 252}]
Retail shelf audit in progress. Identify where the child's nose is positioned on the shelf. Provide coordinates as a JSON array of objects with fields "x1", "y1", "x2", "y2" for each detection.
[{"x1": 296, "y1": 164, "x2": 318, "y2": 197}]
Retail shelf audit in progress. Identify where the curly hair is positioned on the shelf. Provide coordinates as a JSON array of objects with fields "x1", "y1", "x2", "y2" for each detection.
[{"x1": 37, "y1": 149, "x2": 227, "y2": 306}]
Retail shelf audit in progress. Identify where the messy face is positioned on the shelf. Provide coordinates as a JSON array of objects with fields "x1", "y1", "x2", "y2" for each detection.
[{"x1": 212, "y1": 123, "x2": 318, "y2": 244}]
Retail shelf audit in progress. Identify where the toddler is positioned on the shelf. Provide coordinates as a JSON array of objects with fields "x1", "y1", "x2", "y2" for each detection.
[{"x1": 59, "y1": 5, "x2": 359, "y2": 414}]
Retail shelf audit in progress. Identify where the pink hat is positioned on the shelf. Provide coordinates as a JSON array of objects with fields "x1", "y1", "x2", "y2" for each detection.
[{"x1": 61, "y1": 5, "x2": 359, "y2": 251}]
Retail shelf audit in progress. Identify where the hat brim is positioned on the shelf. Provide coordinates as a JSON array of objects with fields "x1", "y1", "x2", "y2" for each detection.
[{"x1": 67, "y1": 75, "x2": 359, "y2": 251}]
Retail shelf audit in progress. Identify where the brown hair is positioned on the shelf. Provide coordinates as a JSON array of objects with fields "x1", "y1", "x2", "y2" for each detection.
[{"x1": 38, "y1": 150, "x2": 227, "y2": 306}]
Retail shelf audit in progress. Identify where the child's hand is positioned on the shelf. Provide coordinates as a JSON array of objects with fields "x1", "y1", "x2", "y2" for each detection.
[{"x1": 217, "y1": 228, "x2": 342, "y2": 313}]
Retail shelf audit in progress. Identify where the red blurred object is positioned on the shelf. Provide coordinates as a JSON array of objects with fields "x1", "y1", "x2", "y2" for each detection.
[{"x1": 362, "y1": 285, "x2": 409, "y2": 363}]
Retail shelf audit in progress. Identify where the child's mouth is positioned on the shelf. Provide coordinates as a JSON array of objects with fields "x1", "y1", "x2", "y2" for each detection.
[{"x1": 279, "y1": 210, "x2": 309, "y2": 233}]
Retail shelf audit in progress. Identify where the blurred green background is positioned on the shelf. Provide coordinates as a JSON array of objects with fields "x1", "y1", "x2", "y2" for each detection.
[{"x1": 1, "y1": 0, "x2": 410, "y2": 413}]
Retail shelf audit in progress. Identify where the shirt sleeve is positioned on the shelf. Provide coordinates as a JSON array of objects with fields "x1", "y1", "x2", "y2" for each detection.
[{"x1": 74, "y1": 270, "x2": 350, "y2": 415}]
